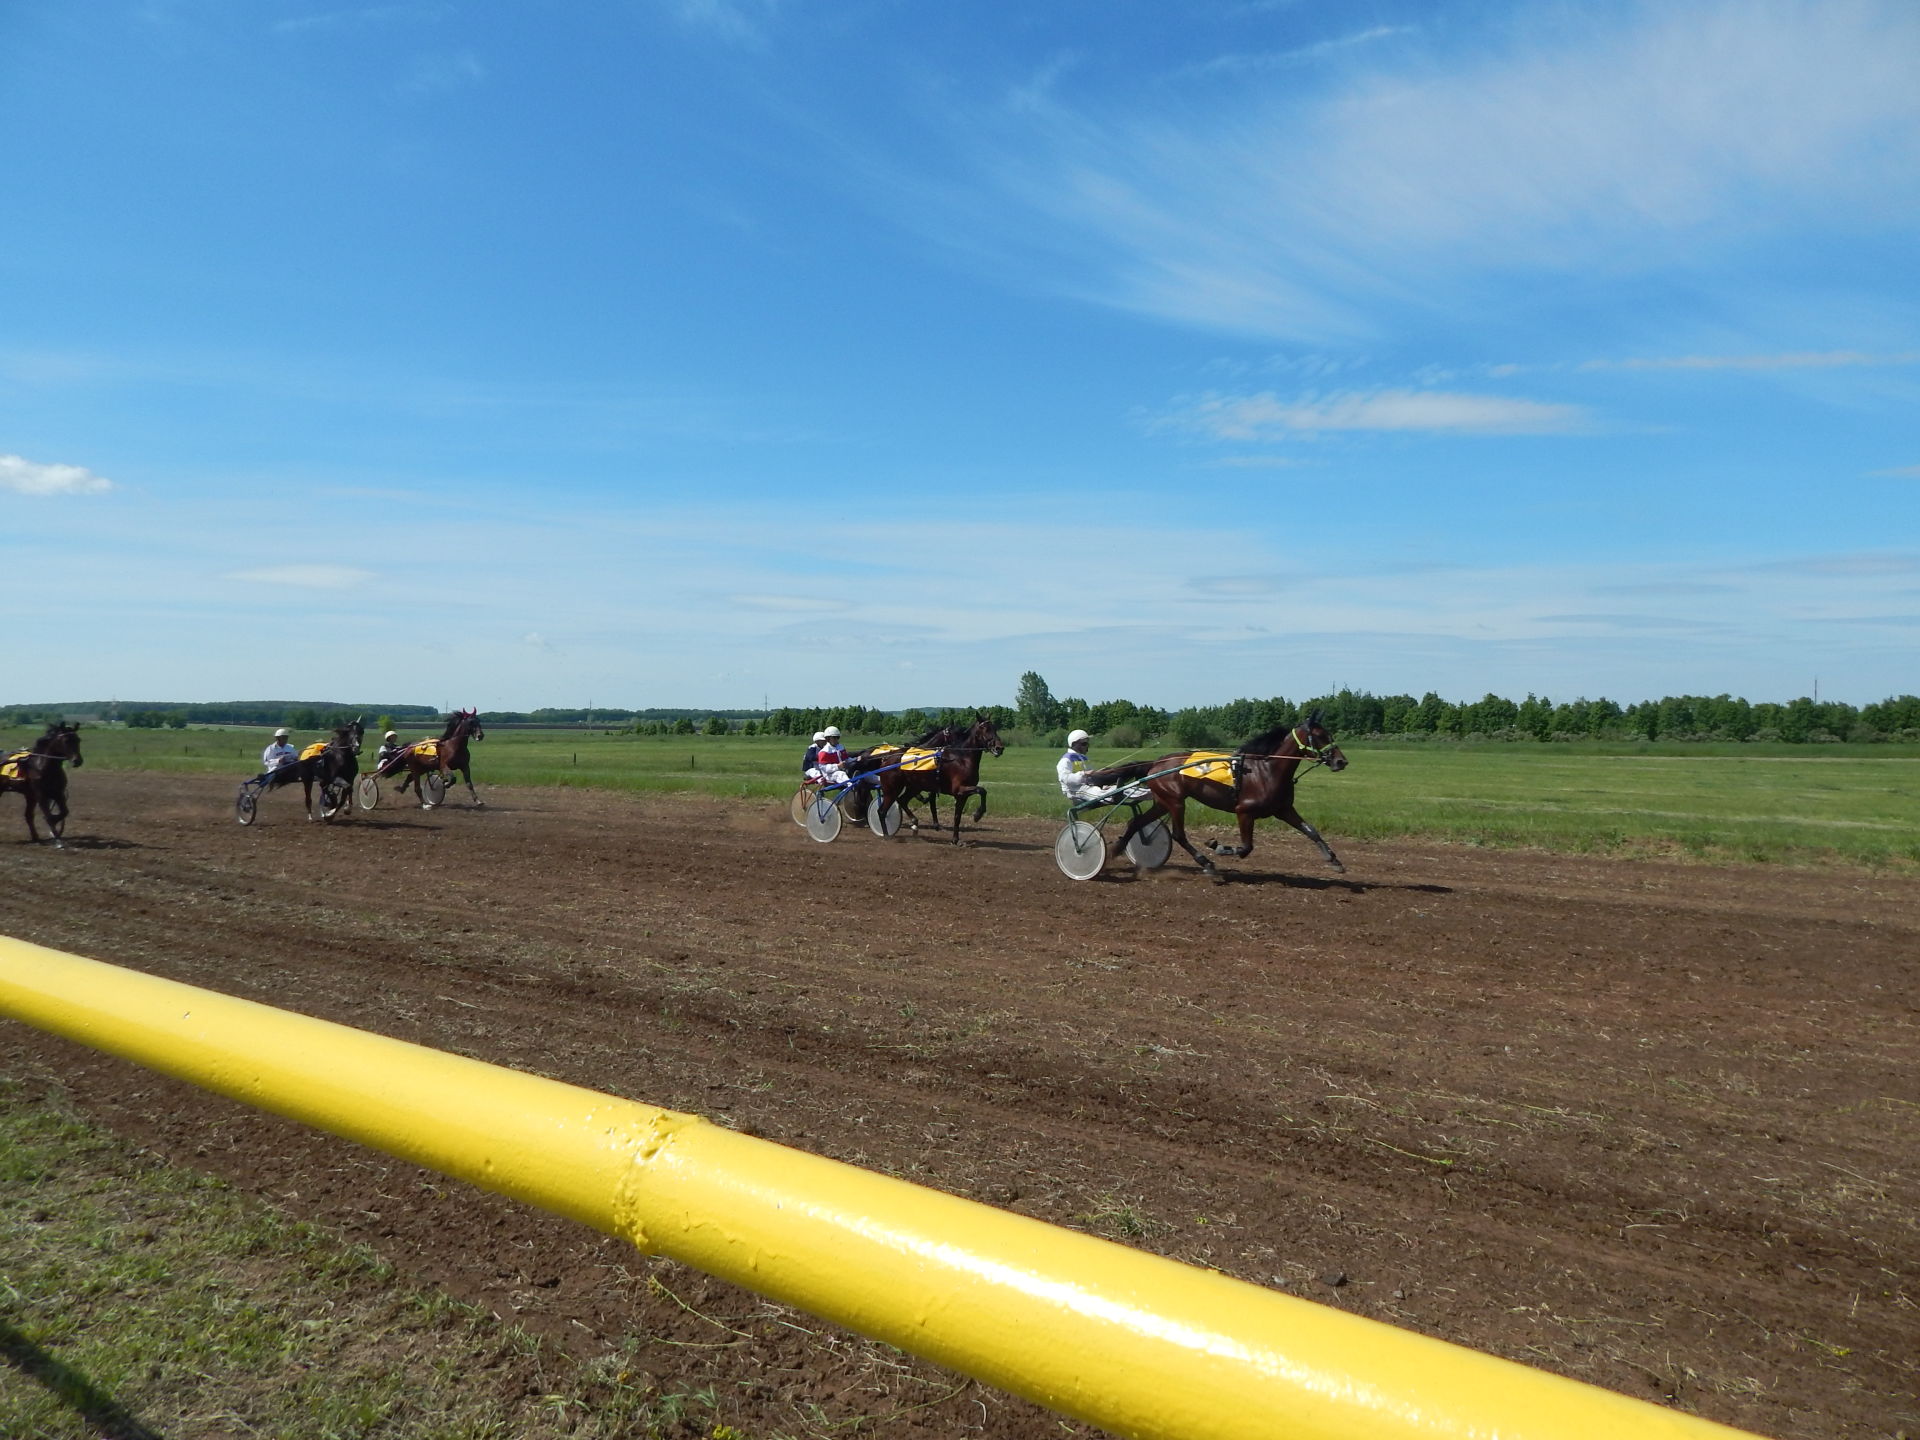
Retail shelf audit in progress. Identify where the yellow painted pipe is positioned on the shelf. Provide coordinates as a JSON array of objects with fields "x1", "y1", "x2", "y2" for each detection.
[{"x1": 0, "y1": 935, "x2": 1762, "y2": 1440}]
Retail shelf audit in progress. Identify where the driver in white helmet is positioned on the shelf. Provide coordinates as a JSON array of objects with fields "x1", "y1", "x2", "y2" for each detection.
[
  {"x1": 1057, "y1": 729, "x2": 1117, "y2": 805},
  {"x1": 255, "y1": 727, "x2": 300, "y2": 786},
  {"x1": 807, "y1": 726, "x2": 850, "y2": 786},
  {"x1": 375, "y1": 729, "x2": 407, "y2": 774},
  {"x1": 801, "y1": 730, "x2": 826, "y2": 776}
]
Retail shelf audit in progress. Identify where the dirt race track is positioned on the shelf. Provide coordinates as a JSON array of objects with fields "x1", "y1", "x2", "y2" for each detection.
[{"x1": 3, "y1": 772, "x2": 1916, "y2": 1439}]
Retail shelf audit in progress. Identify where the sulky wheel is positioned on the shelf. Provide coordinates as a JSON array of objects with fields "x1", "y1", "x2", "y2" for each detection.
[
  {"x1": 804, "y1": 792, "x2": 843, "y2": 844},
  {"x1": 355, "y1": 774, "x2": 380, "y2": 811},
  {"x1": 319, "y1": 778, "x2": 352, "y2": 822},
  {"x1": 420, "y1": 771, "x2": 448, "y2": 809},
  {"x1": 235, "y1": 787, "x2": 258, "y2": 826},
  {"x1": 1053, "y1": 819, "x2": 1105, "y2": 880},
  {"x1": 789, "y1": 784, "x2": 818, "y2": 827},
  {"x1": 867, "y1": 794, "x2": 903, "y2": 838},
  {"x1": 1124, "y1": 817, "x2": 1173, "y2": 870}
]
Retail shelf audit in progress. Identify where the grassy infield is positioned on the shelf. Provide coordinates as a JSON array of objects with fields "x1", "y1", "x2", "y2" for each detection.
[
  {"x1": 84, "y1": 723, "x2": 1920, "y2": 867},
  {"x1": 4, "y1": 729, "x2": 1916, "y2": 1437}
]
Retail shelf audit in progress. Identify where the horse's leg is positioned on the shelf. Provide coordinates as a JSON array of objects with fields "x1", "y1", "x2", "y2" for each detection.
[
  {"x1": 22, "y1": 788, "x2": 40, "y2": 843},
  {"x1": 1162, "y1": 795, "x2": 1221, "y2": 880},
  {"x1": 1109, "y1": 800, "x2": 1168, "y2": 869},
  {"x1": 1275, "y1": 797, "x2": 1344, "y2": 871},
  {"x1": 1207, "y1": 806, "x2": 1258, "y2": 859},
  {"x1": 462, "y1": 761, "x2": 482, "y2": 807}
]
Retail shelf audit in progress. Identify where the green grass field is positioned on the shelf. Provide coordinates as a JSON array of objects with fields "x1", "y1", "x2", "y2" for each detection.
[{"x1": 45, "y1": 726, "x2": 1920, "y2": 866}]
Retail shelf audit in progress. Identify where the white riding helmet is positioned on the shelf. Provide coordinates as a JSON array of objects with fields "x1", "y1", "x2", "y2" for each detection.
[
  {"x1": 273, "y1": 727, "x2": 290, "y2": 739},
  {"x1": 812, "y1": 731, "x2": 826, "y2": 743},
  {"x1": 823, "y1": 726, "x2": 841, "y2": 738},
  {"x1": 1068, "y1": 729, "x2": 1091, "y2": 747},
  {"x1": 383, "y1": 731, "x2": 398, "y2": 741}
]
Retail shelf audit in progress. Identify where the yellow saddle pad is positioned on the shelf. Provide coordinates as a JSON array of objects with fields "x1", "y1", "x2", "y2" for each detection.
[
  {"x1": 298, "y1": 741, "x2": 329, "y2": 762},
  {"x1": 900, "y1": 747, "x2": 939, "y2": 773},
  {"x1": 1179, "y1": 751, "x2": 1235, "y2": 786},
  {"x1": 0, "y1": 752, "x2": 25, "y2": 782},
  {"x1": 411, "y1": 739, "x2": 441, "y2": 762}
]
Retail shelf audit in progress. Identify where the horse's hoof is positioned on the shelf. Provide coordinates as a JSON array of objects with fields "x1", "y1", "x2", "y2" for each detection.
[
  {"x1": 1328, "y1": 860, "x2": 1346, "y2": 873},
  {"x1": 1207, "y1": 869, "x2": 1229, "y2": 885}
]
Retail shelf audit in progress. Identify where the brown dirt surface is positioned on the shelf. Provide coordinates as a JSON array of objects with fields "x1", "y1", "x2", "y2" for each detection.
[{"x1": 3, "y1": 771, "x2": 1917, "y2": 1439}]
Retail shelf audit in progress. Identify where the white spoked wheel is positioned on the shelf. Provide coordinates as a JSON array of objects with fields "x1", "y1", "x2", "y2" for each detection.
[
  {"x1": 319, "y1": 778, "x2": 352, "y2": 822},
  {"x1": 1054, "y1": 819, "x2": 1106, "y2": 880},
  {"x1": 421, "y1": 771, "x2": 448, "y2": 809},
  {"x1": 355, "y1": 774, "x2": 380, "y2": 811},
  {"x1": 867, "y1": 795, "x2": 902, "y2": 838},
  {"x1": 235, "y1": 787, "x2": 258, "y2": 826},
  {"x1": 789, "y1": 784, "x2": 818, "y2": 827},
  {"x1": 1124, "y1": 817, "x2": 1173, "y2": 870},
  {"x1": 804, "y1": 792, "x2": 843, "y2": 844}
]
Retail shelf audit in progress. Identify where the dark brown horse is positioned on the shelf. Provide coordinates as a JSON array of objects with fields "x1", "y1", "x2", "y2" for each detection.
[
  {"x1": 1102, "y1": 711, "x2": 1347, "y2": 881},
  {"x1": 871, "y1": 714, "x2": 1003, "y2": 844},
  {"x1": 299, "y1": 717, "x2": 363, "y2": 820},
  {"x1": 2, "y1": 722, "x2": 83, "y2": 846},
  {"x1": 846, "y1": 722, "x2": 961, "y2": 830},
  {"x1": 389, "y1": 709, "x2": 485, "y2": 808}
]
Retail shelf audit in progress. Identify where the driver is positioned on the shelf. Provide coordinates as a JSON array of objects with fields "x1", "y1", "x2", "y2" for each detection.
[
  {"x1": 807, "y1": 726, "x2": 850, "y2": 786},
  {"x1": 256, "y1": 728, "x2": 300, "y2": 787},
  {"x1": 1057, "y1": 729, "x2": 1116, "y2": 805},
  {"x1": 375, "y1": 730, "x2": 407, "y2": 773},
  {"x1": 801, "y1": 730, "x2": 825, "y2": 776}
]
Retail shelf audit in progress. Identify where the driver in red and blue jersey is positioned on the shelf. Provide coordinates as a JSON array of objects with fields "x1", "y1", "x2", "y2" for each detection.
[{"x1": 807, "y1": 727, "x2": 850, "y2": 786}]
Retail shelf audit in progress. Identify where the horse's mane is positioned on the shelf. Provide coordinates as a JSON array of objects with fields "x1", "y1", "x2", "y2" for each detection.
[
  {"x1": 440, "y1": 713, "x2": 461, "y2": 740},
  {"x1": 1236, "y1": 723, "x2": 1297, "y2": 757}
]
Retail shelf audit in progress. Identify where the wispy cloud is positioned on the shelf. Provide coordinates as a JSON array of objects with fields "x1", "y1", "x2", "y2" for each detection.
[
  {"x1": 1587, "y1": 350, "x2": 1920, "y2": 372},
  {"x1": 1174, "y1": 26, "x2": 1413, "y2": 80},
  {"x1": 0, "y1": 454, "x2": 112, "y2": 496},
  {"x1": 1165, "y1": 389, "x2": 1590, "y2": 439},
  {"x1": 224, "y1": 565, "x2": 376, "y2": 588},
  {"x1": 730, "y1": 593, "x2": 853, "y2": 612},
  {"x1": 1868, "y1": 465, "x2": 1920, "y2": 478},
  {"x1": 915, "y1": 2, "x2": 1920, "y2": 340},
  {"x1": 403, "y1": 50, "x2": 484, "y2": 94}
]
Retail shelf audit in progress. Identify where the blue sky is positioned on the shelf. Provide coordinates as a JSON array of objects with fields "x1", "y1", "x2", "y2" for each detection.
[{"x1": 4, "y1": 0, "x2": 1917, "y2": 713}]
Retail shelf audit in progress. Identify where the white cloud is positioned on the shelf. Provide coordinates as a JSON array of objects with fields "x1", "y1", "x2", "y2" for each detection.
[
  {"x1": 404, "y1": 50, "x2": 485, "y2": 94},
  {"x1": 224, "y1": 565, "x2": 376, "y2": 589},
  {"x1": 918, "y1": 1, "x2": 1920, "y2": 340},
  {"x1": 0, "y1": 454, "x2": 112, "y2": 496},
  {"x1": 1168, "y1": 389, "x2": 1589, "y2": 439},
  {"x1": 1870, "y1": 464, "x2": 1920, "y2": 478},
  {"x1": 1589, "y1": 350, "x2": 1920, "y2": 372},
  {"x1": 731, "y1": 594, "x2": 853, "y2": 612}
]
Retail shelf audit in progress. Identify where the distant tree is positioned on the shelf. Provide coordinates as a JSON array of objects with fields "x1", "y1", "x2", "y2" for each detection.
[
  {"x1": 703, "y1": 715, "x2": 730, "y2": 736},
  {"x1": 1015, "y1": 672, "x2": 1064, "y2": 731},
  {"x1": 672, "y1": 717, "x2": 697, "y2": 735}
]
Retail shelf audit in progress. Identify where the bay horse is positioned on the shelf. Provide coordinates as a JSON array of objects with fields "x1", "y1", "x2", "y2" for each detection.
[
  {"x1": 872, "y1": 714, "x2": 1003, "y2": 845},
  {"x1": 391, "y1": 709, "x2": 485, "y2": 808},
  {"x1": 845, "y1": 722, "x2": 961, "y2": 830},
  {"x1": 1101, "y1": 711, "x2": 1347, "y2": 881},
  {"x1": 2, "y1": 722, "x2": 83, "y2": 846}
]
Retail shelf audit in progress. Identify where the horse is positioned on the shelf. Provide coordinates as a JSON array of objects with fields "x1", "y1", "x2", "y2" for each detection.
[
  {"x1": 299, "y1": 717, "x2": 363, "y2": 820},
  {"x1": 389, "y1": 708, "x2": 485, "y2": 808},
  {"x1": 845, "y1": 722, "x2": 963, "y2": 830},
  {"x1": 871, "y1": 714, "x2": 1003, "y2": 844},
  {"x1": 1100, "y1": 711, "x2": 1347, "y2": 882},
  {"x1": 1, "y1": 722, "x2": 82, "y2": 846}
]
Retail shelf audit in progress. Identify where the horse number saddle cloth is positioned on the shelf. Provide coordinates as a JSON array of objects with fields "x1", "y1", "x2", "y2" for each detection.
[
  {"x1": 1179, "y1": 751, "x2": 1237, "y2": 786},
  {"x1": 298, "y1": 741, "x2": 330, "y2": 762},
  {"x1": 0, "y1": 752, "x2": 26, "y2": 782},
  {"x1": 867, "y1": 744, "x2": 939, "y2": 772}
]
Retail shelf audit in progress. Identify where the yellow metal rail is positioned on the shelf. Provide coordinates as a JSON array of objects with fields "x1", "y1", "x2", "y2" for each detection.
[{"x1": 0, "y1": 935, "x2": 1762, "y2": 1440}]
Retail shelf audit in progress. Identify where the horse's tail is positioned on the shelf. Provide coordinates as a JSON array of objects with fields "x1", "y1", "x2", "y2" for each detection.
[{"x1": 1085, "y1": 759, "x2": 1155, "y2": 786}]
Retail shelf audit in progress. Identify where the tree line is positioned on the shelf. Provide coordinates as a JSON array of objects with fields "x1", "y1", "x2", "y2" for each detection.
[{"x1": 13, "y1": 683, "x2": 1918, "y2": 746}]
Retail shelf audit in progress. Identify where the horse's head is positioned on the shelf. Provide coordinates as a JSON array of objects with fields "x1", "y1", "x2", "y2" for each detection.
[
  {"x1": 1295, "y1": 708, "x2": 1347, "y2": 771},
  {"x1": 971, "y1": 713, "x2": 1005, "y2": 757},
  {"x1": 463, "y1": 707, "x2": 485, "y2": 742},
  {"x1": 342, "y1": 716, "x2": 365, "y2": 753},
  {"x1": 38, "y1": 722, "x2": 82, "y2": 767}
]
